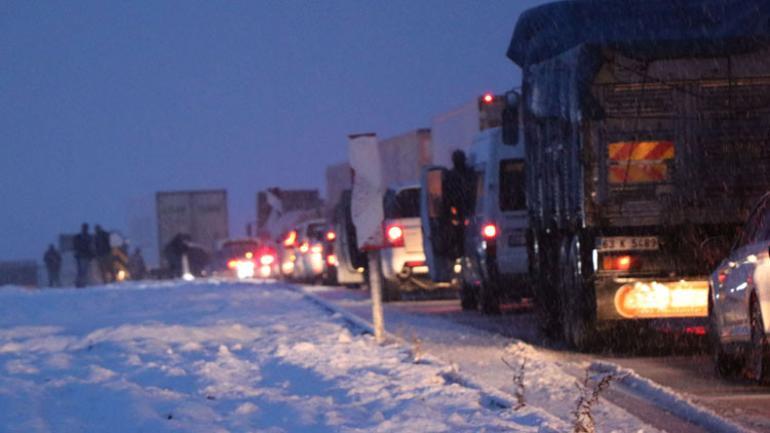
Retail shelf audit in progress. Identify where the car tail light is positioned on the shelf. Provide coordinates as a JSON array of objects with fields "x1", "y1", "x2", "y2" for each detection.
[
  {"x1": 481, "y1": 223, "x2": 497, "y2": 240},
  {"x1": 299, "y1": 242, "x2": 309, "y2": 253},
  {"x1": 327, "y1": 254, "x2": 337, "y2": 266},
  {"x1": 283, "y1": 230, "x2": 297, "y2": 247},
  {"x1": 602, "y1": 255, "x2": 633, "y2": 272},
  {"x1": 385, "y1": 223, "x2": 404, "y2": 247},
  {"x1": 227, "y1": 259, "x2": 239, "y2": 269},
  {"x1": 326, "y1": 231, "x2": 336, "y2": 241},
  {"x1": 260, "y1": 254, "x2": 275, "y2": 265}
]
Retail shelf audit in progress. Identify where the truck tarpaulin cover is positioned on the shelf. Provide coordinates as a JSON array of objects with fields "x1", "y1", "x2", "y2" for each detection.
[
  {"x1": 507, "y1": 0, "x2": 770, "y2": 67},
  {"x1": 506, "y1": 0, "x2": 770, "y2": 119}
]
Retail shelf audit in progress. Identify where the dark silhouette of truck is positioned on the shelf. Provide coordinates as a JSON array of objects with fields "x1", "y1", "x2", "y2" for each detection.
[{"x1": 506, "y1": 0, "x2": 770, "y2": 349}]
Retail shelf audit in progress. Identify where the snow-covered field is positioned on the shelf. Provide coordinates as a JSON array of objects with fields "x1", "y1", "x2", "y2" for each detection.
[{"x1": 0, "y1": 280, "x2": 577, "y2": 433}]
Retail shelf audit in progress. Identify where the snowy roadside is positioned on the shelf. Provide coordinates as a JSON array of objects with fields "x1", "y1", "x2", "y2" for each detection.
[
  {"x1": 0, "y1": 280, "x2": 572, "y2": 433},
  {"x1": 300, "y1": 285, "x2": 757, "y2": 433}
]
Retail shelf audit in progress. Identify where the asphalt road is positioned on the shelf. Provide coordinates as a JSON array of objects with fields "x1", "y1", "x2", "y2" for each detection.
[{"x1": 309, "y1": 285, "x2": 770, "y2": 433}]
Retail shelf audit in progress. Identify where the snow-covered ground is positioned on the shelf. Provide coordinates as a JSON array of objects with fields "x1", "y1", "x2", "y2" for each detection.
[{"x1": 0, "y1": 280, "x2": 662, "y2": 432}]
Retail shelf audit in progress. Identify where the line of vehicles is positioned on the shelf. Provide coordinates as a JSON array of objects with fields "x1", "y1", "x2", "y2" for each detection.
[{"x1": 167, "y1": 0, "x2": 770, "y2": 383}]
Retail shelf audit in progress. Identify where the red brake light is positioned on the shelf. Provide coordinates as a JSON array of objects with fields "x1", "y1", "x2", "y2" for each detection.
[
  {"x1": 482, "y1": 224, "x2": 497, "y2": 240},
  {"x1": 602, "y1": 255, "x2": 633, "y2": 272},
  {"x1": 326, "y1": 254, "x2": 337, "y2": 266},
  {"x1": 482, "y1": 93, "x2": 494, "y2": 104},
  {"x1": 227, "y1": 259, "x2": 239, "y2": 269},
  {"x1": 326, "y1": 231, "x2": 336, "y2": 241},
  {"x1": 385, "y1": 223, "x2": 404, "y2": 247},
  {"x1": 260, "y1": 254, "x2": 275, "y2": 265}
]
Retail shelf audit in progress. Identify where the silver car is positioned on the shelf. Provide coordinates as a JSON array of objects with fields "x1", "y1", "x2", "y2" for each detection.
[{"x1": 710, "y1": 192, "x2": 770, "y2": 382}]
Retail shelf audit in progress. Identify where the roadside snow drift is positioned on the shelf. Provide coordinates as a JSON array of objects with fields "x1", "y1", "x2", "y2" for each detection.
[{"x1": 0, "y1": 280, "x2": 562, "y2": 432}]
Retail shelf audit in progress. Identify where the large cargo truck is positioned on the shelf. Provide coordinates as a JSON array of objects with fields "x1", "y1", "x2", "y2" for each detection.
[
  {"x1": 156, "y1": 190, "x2": 229, "y2": 269},
  {"x1": 507, "y1": 1, "x2": 770, "y2": 349}
]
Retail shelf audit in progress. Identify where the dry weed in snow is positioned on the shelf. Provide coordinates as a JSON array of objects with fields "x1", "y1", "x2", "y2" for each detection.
[{"x1": 572, "y1": 369, "x2": 625, "y2": 433}]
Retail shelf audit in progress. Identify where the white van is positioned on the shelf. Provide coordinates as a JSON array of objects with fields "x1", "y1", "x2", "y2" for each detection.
[{"x1": 461, "y1": 127, "x2": 529, "y2": 313}]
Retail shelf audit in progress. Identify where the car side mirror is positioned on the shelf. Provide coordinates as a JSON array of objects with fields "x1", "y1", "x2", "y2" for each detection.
[{"x1": 501, "y1": 91, "x2": 520, "y2": 145}]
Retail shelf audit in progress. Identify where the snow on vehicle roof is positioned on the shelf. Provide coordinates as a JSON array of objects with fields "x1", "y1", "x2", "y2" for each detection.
[{"x1": 508, "y1": 0, "x2": 770, "y2": 66}]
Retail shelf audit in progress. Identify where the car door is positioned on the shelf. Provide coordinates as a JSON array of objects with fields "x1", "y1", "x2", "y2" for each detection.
[
  {"x1": 420, "y1": 166, "x2": 452, "y2": 283},
  {"x1": 718, "y1": 195, "x2": 770, "y2": 338}
]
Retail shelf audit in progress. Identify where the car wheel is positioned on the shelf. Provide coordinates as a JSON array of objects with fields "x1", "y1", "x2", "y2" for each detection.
[
  {"x1": 749, "y1": 297, "x2": 770, "y2": 384},
  {"x1": 709, "y1": 290, "x2": 742, "y2": 377}
]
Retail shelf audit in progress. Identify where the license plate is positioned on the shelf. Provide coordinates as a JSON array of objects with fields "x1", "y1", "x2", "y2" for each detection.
[{"x1": 597, "y1": 236, "x2": 659, "y2": 252}]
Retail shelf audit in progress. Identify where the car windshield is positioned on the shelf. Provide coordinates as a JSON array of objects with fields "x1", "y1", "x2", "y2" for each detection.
[{"x1": 385, "y1": 187, "x2": 420, "y2": 219}]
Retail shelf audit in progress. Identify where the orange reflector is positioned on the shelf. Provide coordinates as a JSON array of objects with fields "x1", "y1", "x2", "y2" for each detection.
[{"x1": 614, "y1": 280, "x2": 708, "y2": 319}]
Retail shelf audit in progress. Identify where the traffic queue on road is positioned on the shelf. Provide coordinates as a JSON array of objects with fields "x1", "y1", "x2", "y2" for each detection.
[{"x1": 216, "y1": 1, "x2": 770, "y2": 384}]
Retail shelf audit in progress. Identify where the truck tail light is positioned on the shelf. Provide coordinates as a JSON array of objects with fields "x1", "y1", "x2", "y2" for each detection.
[
  {"x1": 602, "y1": 255, "x2": 633, "y2": 272},
  {"x1": 327, "y1": 254, "x2": 337, "y2": 266},
  {"x1": 311, "y1": 244, "x2": 323, "y2": 254},
  {"x1": 482, "y1": 93, "x2": 494, "y2": 104},
  {"x1": 299, "y1": 242, "x2": 309, "y2": 253},
  {"x1": 227, "y1": 259, "x2": 239, "y2": 269},
  {"x1": 384, "y1": 222, "x2": 404, "y2": 247},
  {"x1": 481, "y1": 223, "x2": 497, "y2": 240},
  {"x1": 326, "y1": 231, "x2": 336, "y2": 241}
]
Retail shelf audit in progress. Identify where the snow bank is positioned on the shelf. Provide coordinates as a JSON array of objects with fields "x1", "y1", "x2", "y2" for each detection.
[{"x1": 0, "y1": 280, "x2": 570, "y2": 432}]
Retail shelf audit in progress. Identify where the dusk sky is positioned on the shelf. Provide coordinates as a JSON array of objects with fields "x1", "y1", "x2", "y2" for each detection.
[{"x1": 0, "y1": 1, "x2": 546, "y2": 262}]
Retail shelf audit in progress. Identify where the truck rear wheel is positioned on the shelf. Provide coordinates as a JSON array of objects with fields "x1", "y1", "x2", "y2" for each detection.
[
  {"x1": 460, "y1": 282, "x2": 478, "y2": 311},
  {"x1": 530, "y1": 231, "x2": 561, "y2": 338},
  {"x1": 560, "y1": 235, "x2": 596, "y2": 351},
  {"x1": 479, "y1": 280, "x2": 501, "y2": 315}
]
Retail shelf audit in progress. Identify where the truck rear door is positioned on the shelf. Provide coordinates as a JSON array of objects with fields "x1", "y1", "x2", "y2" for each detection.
[{"x1": 420, "y1": 166, "x2": 453, "y2": 282}]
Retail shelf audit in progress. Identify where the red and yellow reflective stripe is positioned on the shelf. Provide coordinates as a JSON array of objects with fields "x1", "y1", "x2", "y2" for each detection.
[
  {"x1": 608, "y1": 140, "x2": 674, "y2": 184},
  {"x1": 608, "y1": 140, "x2": 674, "y2": 161}
]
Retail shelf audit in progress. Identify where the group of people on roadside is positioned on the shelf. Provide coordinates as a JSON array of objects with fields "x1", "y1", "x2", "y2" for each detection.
[{"x1": 43, "y1": 223, "x2": 147, "y2": 288}]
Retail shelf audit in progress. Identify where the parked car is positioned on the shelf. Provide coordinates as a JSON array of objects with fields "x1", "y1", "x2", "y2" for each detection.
[
  {"x1": 375, "y1": 184, "x2": 429, "y2": 301},
  {"x1": 710, "y1": 192, "x2": 770, "y2": 382},
  {"x1": 460, "y1": 126, "x2": 530, "y2": 314}
]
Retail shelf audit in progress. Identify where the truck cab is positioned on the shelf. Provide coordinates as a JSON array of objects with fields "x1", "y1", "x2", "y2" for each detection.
[{"x1": 460, "y1": 125, "x2": 530, "y2": 313}]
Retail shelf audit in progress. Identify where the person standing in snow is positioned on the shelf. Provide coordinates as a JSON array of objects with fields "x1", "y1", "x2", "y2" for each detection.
[
  {"x1": 73, "y1": 223, "x2": 94, "y2": 287},
  {"x1": 94, "y1": 225, "x2": 113, "y2": 283},
  {"x1": 442, "y1": 150, "x2": 476, "y2": 259},
  {"x1": 43, "y1": 244, "x2": 62, "y2": 287},
  {"x1": 128, "y1": 247, "x2": 146, "y2": 280}
]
